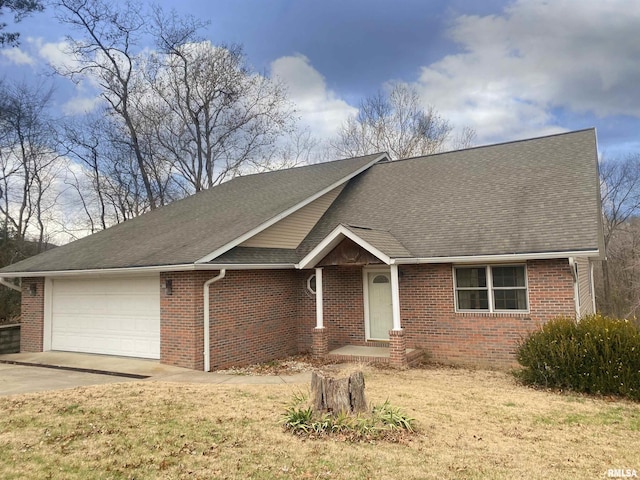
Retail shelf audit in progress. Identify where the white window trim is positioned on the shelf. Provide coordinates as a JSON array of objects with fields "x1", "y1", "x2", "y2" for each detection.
[{"x1": 453, "y1": 264, "x2": 530, "y2": 314}]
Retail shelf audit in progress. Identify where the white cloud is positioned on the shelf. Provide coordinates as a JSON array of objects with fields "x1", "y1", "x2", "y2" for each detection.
[
  {"x1": 29, "y1": 37, "x2": 86, "y2": 75},
  {"x1": 412, "y1": 0, "x2": 640, "y2": 144},
  {"x1": 270, "y1": 54, "x2": 357, "y2": 140},
  {"x1": 62, "y1": 95, "x2": 102, "y2": 115},
  {"x1": 0, "y1": 47, "x2": 35, "y2": 66}
]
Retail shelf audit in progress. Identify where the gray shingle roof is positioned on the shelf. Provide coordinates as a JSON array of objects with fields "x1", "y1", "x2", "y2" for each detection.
[
  {"x1": 1, "y1": 153, "x2": 382, "y2": 273},
  {"x1": 211, "y1": 247, "x2": 299, "y2": 265},
  {"x1": 299, "y1": 129, "x2": 602, "y2": 259},
  {"x1": 342, "y1": 226, "x2": 412, "y2": 258},
  {"x1": 0, "y1": 129, "x2": 603, "y2": 275}
]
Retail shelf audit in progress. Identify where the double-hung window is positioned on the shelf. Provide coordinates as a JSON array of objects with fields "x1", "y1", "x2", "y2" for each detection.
[{"x1": 454, "y1": 265, "x2": 528, "y2": 312}]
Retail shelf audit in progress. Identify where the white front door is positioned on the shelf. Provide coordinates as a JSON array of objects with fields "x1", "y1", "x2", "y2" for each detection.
[{"x1": 366, "y1": 270, "x2": 393, "y2": 340}]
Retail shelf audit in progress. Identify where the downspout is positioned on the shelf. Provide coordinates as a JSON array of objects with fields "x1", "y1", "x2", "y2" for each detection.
[
  {"x1": 203, "y1": 269, "x2": 226, "y2": 372},
  {"x1": 568, "y1": 257, "x2": 580, "y2": 319},
  {"x1": 590, "y1": 261, "x2": 596, "y2": 314},
  {"x1": 0, "y1": 278, "x2": 21, "y2": 292}
]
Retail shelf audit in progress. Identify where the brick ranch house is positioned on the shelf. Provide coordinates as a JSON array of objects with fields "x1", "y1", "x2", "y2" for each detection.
[{"x1": 0, "y1": 129, "x2": 604, "y2": 370}]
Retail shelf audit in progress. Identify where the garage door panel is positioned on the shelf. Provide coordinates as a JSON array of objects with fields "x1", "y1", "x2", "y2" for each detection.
[
  {"x1": 53, "y1": 293, "x2": 157, "y2": 314},
  {"x1": 51, "y1": 276, "x2": 160, "y2": 359}
]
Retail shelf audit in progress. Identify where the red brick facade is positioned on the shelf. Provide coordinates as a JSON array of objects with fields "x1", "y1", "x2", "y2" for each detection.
[
  {"x1": 389, "y1": 329, "x2": 408, "y2": 369},
  {"x1": 160, "y1": 271, "x2": 210, "y2": 370},
  {"x1": 16, "y1": 258, "x2": 577, "y2": 371},
  {"x1": 20, "y1": 277, "x2": 44, "y2": 352},
  {"x1": 206, "y1": 269, "x2": 299, "y2": 370},
  {"x1": 298, "y1": 258, "x2": 576, "y2": 368},
  {"x1": 398, "y1": 259, "x2": 575, "y2": 367}
]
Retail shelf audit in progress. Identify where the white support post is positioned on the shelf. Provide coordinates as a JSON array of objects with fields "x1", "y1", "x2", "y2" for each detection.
[
  {"x1": 315, "y1": 267, "x2": 324, "y2": 329},
  {"x1": 43, "y1": 278, "x2": 53, "y2": 351},
  {"x1": 390, "y1": 264, "x2": 402, "y2": 331}
]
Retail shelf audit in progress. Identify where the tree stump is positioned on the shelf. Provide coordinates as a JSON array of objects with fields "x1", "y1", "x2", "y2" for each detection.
[{"x1": 310, "y1": 371, "x2": 367, "y2": 414}]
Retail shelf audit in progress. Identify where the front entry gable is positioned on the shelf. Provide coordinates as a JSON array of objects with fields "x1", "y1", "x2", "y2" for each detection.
[
  {"x1": 298, "y1": 224, "x2": 410, "y2": 268},
  {"x1": 317, "y1": 237, "x2": 384, "y2": 267}
]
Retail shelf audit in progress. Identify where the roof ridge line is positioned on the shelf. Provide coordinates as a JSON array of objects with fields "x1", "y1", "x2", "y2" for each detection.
[{"x1": 377, "y1": 128, "x2": 596, "y2": 164}]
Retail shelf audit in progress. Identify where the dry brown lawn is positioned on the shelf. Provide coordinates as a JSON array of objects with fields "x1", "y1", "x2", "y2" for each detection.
[{"x1": 0, "y1": 366, "x2": 639, "y2": 479}]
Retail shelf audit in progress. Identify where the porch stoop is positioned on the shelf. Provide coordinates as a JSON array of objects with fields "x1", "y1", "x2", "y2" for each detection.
[{"x1": 326, "y1": 345, "x2": 424, "y2": 366}]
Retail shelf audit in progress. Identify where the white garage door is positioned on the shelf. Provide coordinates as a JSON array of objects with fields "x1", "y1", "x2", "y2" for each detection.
[{"x1": 51, "y1": 275, "x2": 160, "y2": 359}]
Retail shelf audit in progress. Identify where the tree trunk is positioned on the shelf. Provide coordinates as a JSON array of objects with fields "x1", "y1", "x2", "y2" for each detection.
[{"x1": 311, "y1": 371, "x2": 367, "y2": 414}]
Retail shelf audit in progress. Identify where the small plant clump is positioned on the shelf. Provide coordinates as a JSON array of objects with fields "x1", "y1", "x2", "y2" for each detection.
[
  {"x1": 515, "y1": 314, "x2": 640, "y2": 400},
  {"x1": 283, "y1": 393, "x2": 416, "y2": 442}
]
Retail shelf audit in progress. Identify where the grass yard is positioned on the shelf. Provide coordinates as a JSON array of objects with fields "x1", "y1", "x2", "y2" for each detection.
[{"x1": 1, "y1": 366, "x2": 639, "y2": 479}]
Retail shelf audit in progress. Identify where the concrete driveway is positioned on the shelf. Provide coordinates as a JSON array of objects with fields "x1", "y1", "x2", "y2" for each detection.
[
  {"x1": 0, "y1": 352, "x2": 311, "y2": 396},
  {"x1": 0, "y1": 363, "x2": 139, "y2": 396}
]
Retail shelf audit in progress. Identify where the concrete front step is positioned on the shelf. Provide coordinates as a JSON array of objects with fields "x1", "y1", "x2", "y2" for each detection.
[{"x1": 326, "y1": 346, "x2": 424, "y2": 366}]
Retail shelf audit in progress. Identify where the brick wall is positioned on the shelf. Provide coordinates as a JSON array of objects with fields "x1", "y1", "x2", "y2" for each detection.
[
  {"x1": 160, "y1": 271, "x2": 210, "y2": 370},
  {"x1": 297, "y1": 271, "x2": 316, "y2": 353},
  {"x1": 20, "y1": 277, "x2": 44, "y2": 352},
  {"x1": 319, "y1": 266, "x2": 365, "y2": 350},
  {"x1": 297, "y1": 266, "x2": 386, "y2": 352},
  {"x1": 400, "y1": 259, "x2": 576, "y2": 368},
  {"x1": 207, "y1": 269, "x2": 300, "y2": 369},
  {"x1": 15, "y1": 258, "x2": 576, "y2": 370},
  {"x1": 296, "y1": 259, "x2": 576, "y2": 368}
]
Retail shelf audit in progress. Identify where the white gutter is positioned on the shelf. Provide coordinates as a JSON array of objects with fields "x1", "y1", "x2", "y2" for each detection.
[
  {"x1": 390, "y1": 250, "x2": 601, "y2": 265},
  {"x1": 0, "y1": 277, "x2": 21, "y2": 292},
  {"x1": 0, "y1": 263, "x2": 295, "y2": 278},
  {"x1": 203, "y1": 269, "x2": 226, "y2": 372}
]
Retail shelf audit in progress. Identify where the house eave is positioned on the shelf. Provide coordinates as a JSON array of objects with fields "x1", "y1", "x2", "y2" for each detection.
[
  {"x1": 0, "y1": 262, "x2": 297, "y2": 278},
  {"x1": 0, "y1": 249, "x2": 600, "y2": 278},
  {"x1": 390, "y1": 250, "x2": 602, "y2": 265},
  {"x1": 297, "y1": 224, "x2": 392, "y2": 269}
]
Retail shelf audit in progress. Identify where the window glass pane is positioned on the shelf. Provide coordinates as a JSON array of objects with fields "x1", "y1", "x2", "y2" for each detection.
[
  {"x1": 494, "y1": 289, "x2": 527, "y2": 310},
  {"x1": 455, "y1": 267, "x2": 487, "y2": 288},
  {"x1": 457, "y1": 290, "x2": 489, "y2": 310},
  {"x1": 492, "y1": 266, "x2": 525, "y2": 288},
  {"x1": 373, "y1": 274, "x2": 389, "y2": 284}
]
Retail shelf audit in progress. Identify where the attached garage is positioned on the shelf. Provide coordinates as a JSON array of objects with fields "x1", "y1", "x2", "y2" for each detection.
[{"x1": 49, "y1": 275, "x2": 160, "y2": 359}]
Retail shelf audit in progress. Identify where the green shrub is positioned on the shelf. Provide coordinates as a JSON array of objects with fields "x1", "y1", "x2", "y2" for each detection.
[{"x1": 515, "y1": 315, "x2": 640, "y2": 400}]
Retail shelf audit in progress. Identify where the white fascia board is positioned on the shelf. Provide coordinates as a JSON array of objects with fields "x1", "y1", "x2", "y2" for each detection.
[
  {"x1": 201, "y1": 263, "x2": 296, "y2": 270},
  {"x1": 0, "y1": 263, "x2": 297, "y2": 278},
  {"x1": 297, "y1": 224, "x2": 391, "y2": 269},
  {"x1": 195, "y1": 153, "x2": 388, "y2": 265},
  {"x1": 391, "y1": 250, "x2": 601, "y2": 265}
]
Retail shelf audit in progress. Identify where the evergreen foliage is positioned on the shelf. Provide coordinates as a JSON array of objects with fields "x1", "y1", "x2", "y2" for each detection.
[{"x1": 516, "y1": 315, "x2": 640, "y2": 400}]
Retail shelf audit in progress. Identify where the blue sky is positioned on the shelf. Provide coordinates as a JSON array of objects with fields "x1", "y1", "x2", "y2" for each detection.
[{"x1": 3, "y1": 0, "x2": 640, "y2": 158}]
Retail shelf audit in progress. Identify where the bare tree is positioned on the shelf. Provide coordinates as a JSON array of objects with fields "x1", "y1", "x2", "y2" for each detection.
[
  {"x1": 242, "y1": 127, "x2": 320, "y2": 175},
  {"x1": 0, "y1": 0, "x2": 44, "y2": 47},
  {"x1": 54, "y1": 0, "x2": 298, "y2": 206},
  {"x1": 330, "y1": 83, "x2": 471, "y2": 160},
  {"x1": 0, "y1": 80, "x2": 63, "y2": 251},
  {"x1": 596, "y1": 153, "x2": 640, "y2": 316},
  {"x1": 595, "y1": 218, "x2": 640, "y2": 319},
  {"x1": 61, "y1": 111, "x2": 159, "y2": 236},
  {"x1": 139, "y1": 10, "x2": 295, "y2": 193},
  {"x1": 53, "y1": 0, "x2": 159, "y2": 209}
]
